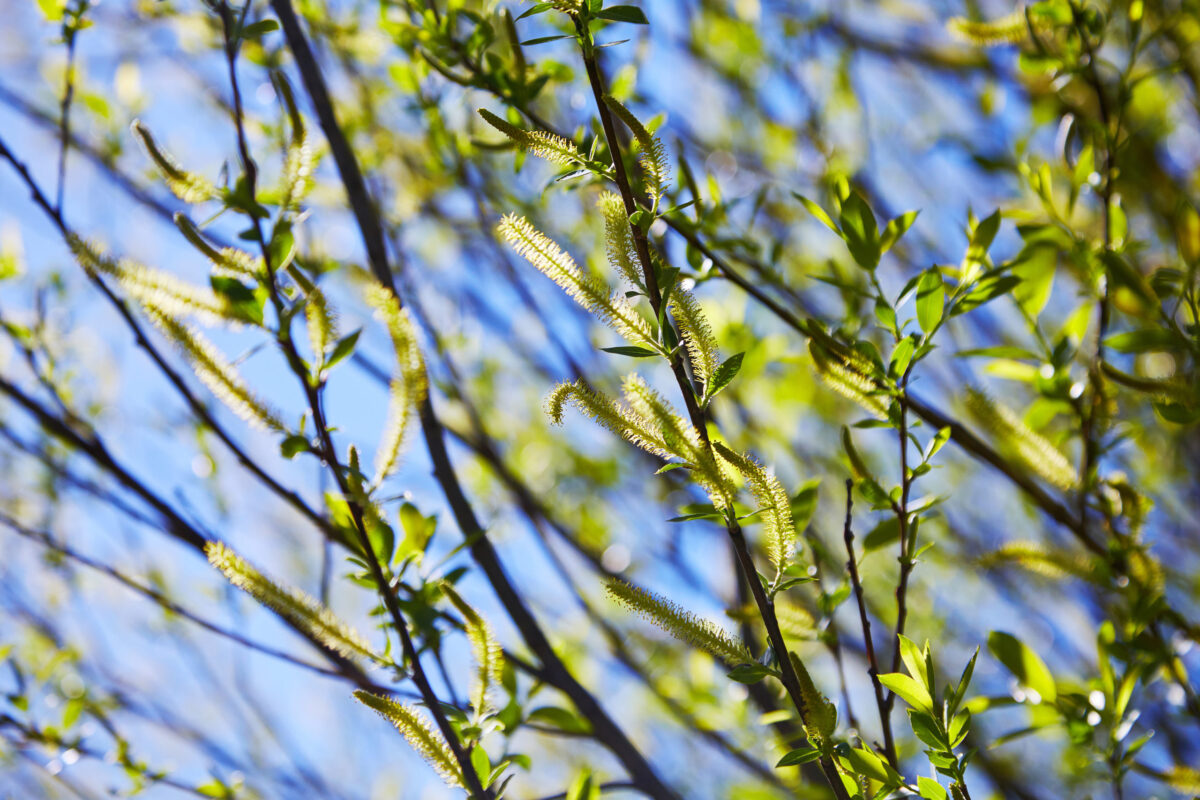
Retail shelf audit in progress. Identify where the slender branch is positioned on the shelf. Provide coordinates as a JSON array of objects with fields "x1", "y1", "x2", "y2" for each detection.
[
  {"x1": 884, "y1": 370, "x2": 916, "y2": 730},
  {"x1": 841, "y1": 479, "x2": 897, "y2": 768},
  {"x1": 1071, "y1": 0, "x2": 1114, "y2": 550}
]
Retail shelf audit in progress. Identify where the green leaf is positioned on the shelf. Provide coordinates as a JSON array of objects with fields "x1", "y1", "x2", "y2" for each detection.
[
  {"x1": 471, "y1": 745, "x2": 490, "y2": 786},
  {"x1": 521, "y1": 34, "x2": 571, "y2": 45},
  {"x1": 241, "y1": 18, "x2": 279, "y2": 40},
  {"x1": 918, "y1": 776, "x2": 949, "y2": 800},
  {"x1": 36, "y1": 0, "x2": 65, "y2": 21},
  {"x1": 987, "y1": 631, "x2": 1056, "y2": 703},
  {"x1": 595, "y1": 5, "x2": 648, "y2": 24},
  {"x1": 397, "y1": 502, "x2": 437, "y2": 563},
  {"x1": 600, "y1": 345, "x2": 659, "y2": 357},
  {"x1": 517, "y1": 3, "x2": 557, "y2": 20},
  {"x1": 527, "y1": 705, "x2": 592, "y2": 734},
  {"x1": 326, "y1": 329, "x2": 361, "y2": 370},
  {"x1": 195, "y1": 781, "x2": 232, "y2": 799},
  {"x1": 666, "y1": 510, "x2": 723, "y2": 522},
  {"x1": 915, "y1": 268, "x2": 945, "y2": 334},
  {"x1": 880, "y1": 210, "x2": 919, "y2": 253},
  {"x1": 968, "y1": 209, "x2": 1002, "y2": 260},
  {"x1": 839, "y1": 192, "x2": 880, "y2": 270},
  {"x1": 878, "y1": 672, "x2": 933, "y2": 711},
  {"x1": 1103, "y1": 328, "x2": 1179, "y2": 353},
  {"x1": 839, "y1": 746, "x2": 901, "y2": 788},
  {"x1": 907, "y1": 709, "x2": 946, "y2": 749},
  {"x1": 707, "y1": 352, "x2": 744, "y2": 398},
  {"x1": 1010, "y1": 244, "x2": 1056, "y2": 317},
  {"x1": 790, "y1": 479, "x2": 820, "y2": 532},
  {"x1": 268, "y1": 220, "x2": 296, "y2": 271},
  {"x1": 793, "y1": 192, "x2": 839, "y2": 233},
  {"x1": 897, "y1": 634, "x2": 930, "y2": 690},
  {"x1": 890, "y1": 336, "x2": 916, "y2": 378},
  {"x1": 776, "y1": 747, "x2": 821, "y2": 767},
  {"x1": 862, "y1": 518, "x2": 899, "y2": 552},
  {"x1": 279, "y1": 434, "x2": 310, "y2": 459},
  {"x1": 727, "y1": 663, "x2": 773, "y2": 684},
  {"x1": 566, "y1": 770, "x2": 600, "y2": 800},
  {"x1": 210, "y1": 276, "x2": 264, "y2": 326}
]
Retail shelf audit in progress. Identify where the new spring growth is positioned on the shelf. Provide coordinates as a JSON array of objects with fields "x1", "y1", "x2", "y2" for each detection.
[
  {"x1": 131, "y1": 120, "x2": 215, "y2": 203},
  {"x1": 147, "y1": 309, "x2": 285, "y2": 432},
  {"x1": 598, "y1": 192, "x2": 644, "y2": 290},
  {"x1": 964, "y1": 387, "x2": 1076, "y2": 490},
  {"x1": 790, "y1": 652, "x2": 838, "y2": 750},
  {"x1": 546, "y1": 376, "x2": 733, "y2": 512},
  {"x1": 441, "y1": 582, "x2": 503, "y2": 719},
  {"x1": 712, "y1": 442, "x2": 796, "y2": 575},
  {"x1": 602, "y1": 95, "x2": 670, "y2": 204},
  {"x1": 604, "y1": 578, "x2": 752, "y2": 666},
  {"x1": 947, "y1": 6, "x2": 1058, "y2": 46},
  {"x1": 173, "y1": 214, "x2": 263, "y2": 282},
  {"x1": 363, "y1": 284, "x2": 428, "y2": 486},
  {"x1": 808, "y1": 339, "x2": 889, "y2": 420},
  {"x1": 270, "y1": 71, "x2": 313, "y2": 210},
  {"x1": 353, "y1": 692, "x2": 463, "y2": 788},
  {"x1": 70, "y1": 234, "x2": 249, "y2": 327},
  {"x1": 205, "y1": 542, "x2": 376, "y2": 661},
  {"x1": 546, "y1": 378, "x2": 676, "y2": 461},
  {"x1": 498, "y1": 214, "x2": 656, "y2": 348},
  {"x1": 669, "y1": 288, "x2": 719, "y2": 397},
  {"x1": 477, "y1": 108, "x2": 586, "y2": 168}
]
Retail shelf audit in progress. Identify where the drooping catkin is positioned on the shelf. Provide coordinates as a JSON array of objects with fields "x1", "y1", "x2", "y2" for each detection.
[
  {"x1": 147, "y1": 309, "x2": 285, "y2": 432},
  {"x1": 964, "y1": 387, "x2": 1076, "y2": 490},
  {"x1": 173, "y1": 214, "x2": 262, "y2": 281},
  {"x1": 598, "y1": 192, "x2": 644, "y2": 289},
  {"x1": 713, "y1": 441, "x2": 795, "y2": 573},
  {"x1": 131, "y1": 120, "x2": 215, "y2": 203},
  {"x1": 272, "y1": 71, "x2": 313, "y2": 210},
  {"x1": 352, "y1": 691, "x2": 463, "y2": 787},
  {"x1": 808, "y1": 339, "x2": 890, "y2": 419},
  {"x1": 499, "y1": 213, "x2": 655, "y2": 346},
  {"x1": 364, "y1": 285, "x2": 428, "y2": 484},
  {"x1": 545, "y1": 379, "x2": 675, "y2": 461},
  {"x1": 70, "y1": 235, "x2": 247, "y2": 326},
  {"x1": 206, "y1": 542, "x2": 375, "y2": 661},
  {"x1": 669, "y1": 289, "x2": 719, "y2": 392},
  {"x1": 947, "y1": 8, "x2": 1055, "y2": 46},
  {"x1": 978, "y1": 540, "x2": 1100, "y2": 582},
  {"x1": 478, "y1": 108, "x2": 586, "y2": 167},
  {"x1": 441, "y1": 583, "x2": 503, "y2": 717},
  {"x1": 304, "y1": 287, "x2": 339, "y2": 365},
  {"x1": 602, "y1": 95, "x2": 670, "y2": 201},
  {"x1": 604, "y1": 578, "x2": 751, "y2": 665}
]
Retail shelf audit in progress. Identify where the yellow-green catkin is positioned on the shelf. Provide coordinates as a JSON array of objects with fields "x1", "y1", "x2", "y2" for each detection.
[
  {"x1": 206, "y1": 542, "x2": 376, "y2": 661},
  {"x1": 353, "y1": 691, "x2": 463, "y2": 787},
  {"x1": 604, "y1": 578, "x2": 751, "y2": 665}
]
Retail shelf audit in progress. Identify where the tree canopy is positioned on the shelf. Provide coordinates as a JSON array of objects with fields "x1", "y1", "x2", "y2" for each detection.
[{"x1": 0, "y1": 0, "x2": 1198, "y2": 798}]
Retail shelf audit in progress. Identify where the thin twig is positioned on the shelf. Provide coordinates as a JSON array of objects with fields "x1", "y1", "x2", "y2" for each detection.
[{"x1": 841, "y1": 479, "x2": 897, "y2": 766}]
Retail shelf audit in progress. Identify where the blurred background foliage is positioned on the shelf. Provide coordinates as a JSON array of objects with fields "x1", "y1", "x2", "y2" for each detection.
[{"x1": 0, "y1": 0, "x2": 1198, "y2": 797}]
